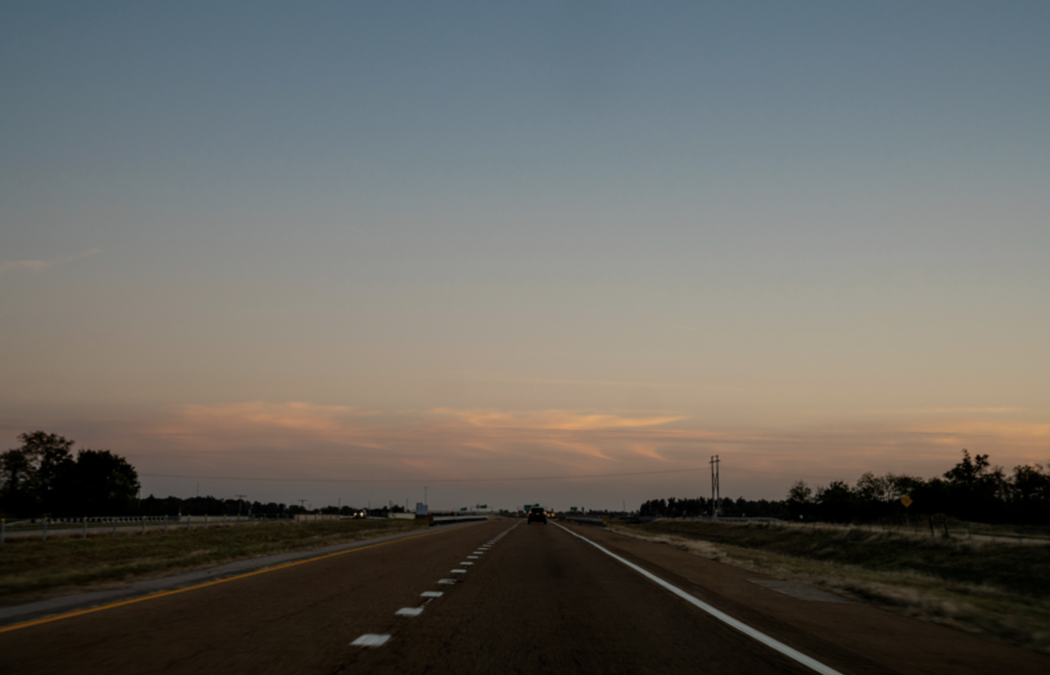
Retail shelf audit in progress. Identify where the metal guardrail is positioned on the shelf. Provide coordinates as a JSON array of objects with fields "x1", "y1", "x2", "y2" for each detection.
[
  {"x1": 561, "y1": 516, "x2": 607, "y2": 526},
  {"x1": 0, "y1": 513, "x2": 283, "y2": 544},
  {"x1": 429, "y1": 514, "x2": 490, "y2": 526}
]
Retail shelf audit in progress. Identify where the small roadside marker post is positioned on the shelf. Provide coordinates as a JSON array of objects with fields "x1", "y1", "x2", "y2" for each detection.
[
  {"x1": 1, "y1": 518, "x2": 4, "y2": 545},
  {"x1": 43, "y1": 518, "x2": 48, "y2": 542},
  {"x1": 83, "y1": 517, "x2": 87, "y2": 539}
]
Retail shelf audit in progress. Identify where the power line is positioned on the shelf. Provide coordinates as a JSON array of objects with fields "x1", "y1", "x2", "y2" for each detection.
[{"x1": 139, "y1": 466, "x2": 710, "y2": 484}]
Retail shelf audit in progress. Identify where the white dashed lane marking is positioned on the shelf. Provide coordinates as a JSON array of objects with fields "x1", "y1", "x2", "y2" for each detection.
[{"x1": 352, "y1": 523, "x2": 521, "y2": 651}]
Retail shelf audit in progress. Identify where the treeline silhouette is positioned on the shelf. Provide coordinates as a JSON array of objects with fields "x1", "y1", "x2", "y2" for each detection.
[
  {"x1": 640, "y1": 450, "x2": 1050, "y2": 526},
  {"x1": 138, "y1": 495, "x2": 405, "y2": 518},
  {"x1": 638, "y1": 496, "x2": 787, "y2": 519},
  {"x1": 1, "y1": 432, "x2": 139, "y2": 518},
  {"x1": 1, "y1": 431, "x2": 414, "y2": 519}
]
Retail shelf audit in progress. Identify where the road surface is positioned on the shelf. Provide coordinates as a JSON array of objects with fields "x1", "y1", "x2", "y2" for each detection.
[{"x1": 1, "y1": 518, "x2": 1047, "y2": 674}]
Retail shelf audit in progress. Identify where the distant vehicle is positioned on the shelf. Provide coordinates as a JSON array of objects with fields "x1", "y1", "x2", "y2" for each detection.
[{"x1": 527, "y1": 506, "x2": 547, "y2": 525}]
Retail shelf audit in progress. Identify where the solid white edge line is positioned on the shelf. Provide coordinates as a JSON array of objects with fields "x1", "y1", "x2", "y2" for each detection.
[{"x1": 553, "y1": 522, "x2": 843, "y2": 675}]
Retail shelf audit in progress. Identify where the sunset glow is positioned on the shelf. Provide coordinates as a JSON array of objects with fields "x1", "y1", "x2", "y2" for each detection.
[{"x1": 2, "y1": 2, "x2": 1048, "y2": 511}]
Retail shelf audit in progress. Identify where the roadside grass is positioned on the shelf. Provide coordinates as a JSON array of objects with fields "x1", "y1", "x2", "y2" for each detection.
[
  {"x1": 0, "y1": 519, "x2": 426, "y2": 605},
  {"x1": 612, "y1": 520, "x2": 1050, "y2": 654}
]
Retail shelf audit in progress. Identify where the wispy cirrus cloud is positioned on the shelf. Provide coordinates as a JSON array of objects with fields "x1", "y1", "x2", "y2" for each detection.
[
  {"x1": 130, "y1": 403, "x2": 692, "y2": 479},
  {"x1": 428, "y1": 408, "x2": 687, "y2": 431},
  {"x1": 0, "y1": 248, "x2": 101, "y2": 276},
  {"x1": 44, "y1": 402, "x2": 1048, "y2": 498}
]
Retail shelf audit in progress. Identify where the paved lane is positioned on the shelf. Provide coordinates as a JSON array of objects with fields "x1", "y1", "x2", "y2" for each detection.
[
  {"x1": 343, "y1": 519, "x2": 813, "y2": 675},
  {"x1": 0, "y1": 520, "x2": 507, "y2": 674}
]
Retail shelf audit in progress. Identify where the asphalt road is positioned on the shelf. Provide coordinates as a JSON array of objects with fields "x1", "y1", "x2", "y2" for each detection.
[{"x1": 1, "y1": 519, "x2": 1047, "y2": 674}]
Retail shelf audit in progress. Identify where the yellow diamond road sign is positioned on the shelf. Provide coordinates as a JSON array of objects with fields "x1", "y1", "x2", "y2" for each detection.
[{"x1": 901, "y1": 495, "x2": 913, "y2": 508}]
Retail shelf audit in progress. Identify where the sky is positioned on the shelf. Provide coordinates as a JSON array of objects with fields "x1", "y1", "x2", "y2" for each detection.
[{"x1": 2, "y1": 1, "x2": 1048, "y2": 512}]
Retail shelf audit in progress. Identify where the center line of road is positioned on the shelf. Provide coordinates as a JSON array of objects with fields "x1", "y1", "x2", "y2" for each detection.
[
  {"x1": 396, "y1": 607, "x2": 424, "y2": 617},
  {"x1": 451, "y1": 569, "x2": 467, "y2": 574},
  {"x1": 421, "y1": 591, "x2": 443, "y2": 598},
  {"x1": 553, "y1": 523, "x2": 843, "y2": 675},
  {"x1": 351, "y1": 634, "x2": 391, "y2": 647}
]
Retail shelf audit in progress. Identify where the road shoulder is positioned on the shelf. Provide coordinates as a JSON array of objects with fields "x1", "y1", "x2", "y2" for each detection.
[{"x1": 562, "y1": 521, "x2": 1050, "y2": 675}]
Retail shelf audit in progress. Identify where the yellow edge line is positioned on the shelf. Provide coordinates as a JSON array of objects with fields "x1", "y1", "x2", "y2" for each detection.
[{"x1": 0, "y1": 521, "x2": 484, "y2": 635}]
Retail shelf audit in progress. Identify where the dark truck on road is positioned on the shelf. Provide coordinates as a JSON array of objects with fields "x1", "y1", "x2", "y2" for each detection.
[{"x1": 527, "y1": 506, "x2": 547, "y2": 525}]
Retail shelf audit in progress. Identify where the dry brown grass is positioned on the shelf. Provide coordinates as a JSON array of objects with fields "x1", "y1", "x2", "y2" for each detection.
[{"x1": 0, "y1": 519, "x2": 427, "y2": 605}]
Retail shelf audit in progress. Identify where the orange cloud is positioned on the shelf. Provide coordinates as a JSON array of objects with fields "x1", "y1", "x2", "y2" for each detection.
[
  {"x1": 428, "y1": 408, "x2": 687, "y2": 431},
  {"x1": 76, "y1": 401, "x2": 1047, "y2": 495},
  {"x1": 900, "y1": 418, "x2": 1050, "y2": 447},
  {"x1": 0, "y1": 248, "x2": 101, "y2": 276}
]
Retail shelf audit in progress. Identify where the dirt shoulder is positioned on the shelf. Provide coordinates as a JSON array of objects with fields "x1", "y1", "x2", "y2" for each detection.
[{"x1": 608, "y1": 519, "x2": 1050, "y2": 655}]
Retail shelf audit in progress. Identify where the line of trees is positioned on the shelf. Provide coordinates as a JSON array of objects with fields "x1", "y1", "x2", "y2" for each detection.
[
  {"x1": 137, "y1": 495, "x2": 404, "y2": 518},
  {"x1": 0, "y1": 431, "x2": 140, "y2": 518},
  {"x1": 787, "y1": 450, "x2": 1050, "y2": 525},
  {"x1": 638, "y1": 496, "x2": 788, "y2": 519},
  {"x1": 0, "y1": 431, "x2": 406, "y2": 519},
  {"x1": 640, "y1": 450, "x2": 1050, "y2": 526}
]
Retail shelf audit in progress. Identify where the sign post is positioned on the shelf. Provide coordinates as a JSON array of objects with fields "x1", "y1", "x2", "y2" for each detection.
[{"x1": 900, "y1": 495, "x2": 913, "y2": 527}]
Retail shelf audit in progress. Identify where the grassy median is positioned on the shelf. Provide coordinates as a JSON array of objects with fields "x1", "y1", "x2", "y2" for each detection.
[
  {"x1": 613, "y1": 519, "x2": 1050, "y2": 654},
  {"x1": 0, "y1": 519, "x2": 427, "y2": 605}
]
